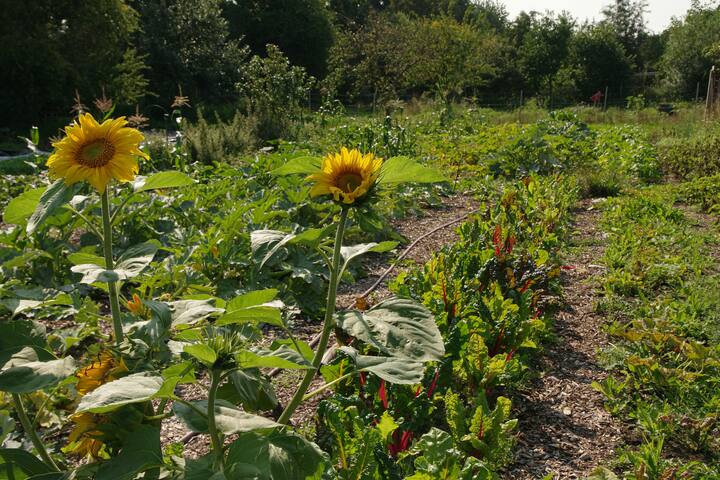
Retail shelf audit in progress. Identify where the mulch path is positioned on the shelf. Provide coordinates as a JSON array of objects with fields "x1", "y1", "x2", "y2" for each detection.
[{"x1": 502, "y1": 198, "x2": 624, "y2": 479}]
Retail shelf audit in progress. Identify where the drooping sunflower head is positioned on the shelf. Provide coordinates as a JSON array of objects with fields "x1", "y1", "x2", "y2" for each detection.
[
  {"x1": 47, "y1": 113, "x2": 149, "y2": 193},
  {"x1": 308, "y1": 147, "x2": 383, "y2": 205},
  {"x1": 76, "y1": 351, "x2": 128, "y2": 395},
  {"x1": 65, "y1": 413, "x2": 106, "y2": 459}
]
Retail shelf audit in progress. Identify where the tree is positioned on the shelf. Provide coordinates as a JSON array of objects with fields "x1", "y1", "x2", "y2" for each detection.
[
  {"x1": 0, "y1": 0, "x2": 146, "y2": 128},
  {"x1": 514, "y1": 12, "x2": 575, "y2": 99},
  {"x1": 131, "y1": 0, "x2": 247, "y2": 105},
  {"x1": 601, "y1": 0, "x2": 648, "y2": 63},
  {"x1": 660, "y1": 3, "x2": 720, "y2": 98},
  {"x1": 566, "y1": 23, "x2": 633, "y2": 100},
  {"x1": 223, "y1": 0, "x2": 334, "y2": 78}
]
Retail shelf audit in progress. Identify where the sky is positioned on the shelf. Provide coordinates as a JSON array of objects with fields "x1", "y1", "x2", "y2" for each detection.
[{"x1": 500, "y1": 0, "x2": 694, "y2": 32}]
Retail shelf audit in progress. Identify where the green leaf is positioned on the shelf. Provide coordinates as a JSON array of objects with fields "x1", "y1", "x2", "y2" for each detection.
[
  {"x1": 67, "y1": 252, "x2": 106, "y2": 267},
  {"x1": 173, "y1": 399, "x2": 278, "y2": 435},
  {"x1": 216, "y1": 306, "x2": 283, "y2": 328},
  {"x1": 0, "y1": 448, "x2": 54, "y2": 477},
  {"x1": 224, "y1": 431, "x2": 326, "y2": 480},
  {"x1": 338, "y1": 346, "x2": 425, "y2": 384},
  {"x1": 71, "y1": 242, "x2": 157, "y2": 284},
  {"x1": 96, "y1": 425, "x2": 163, "y2": 480},
  {"x1": 271, "y1": 156, "x2": 321, "y2": 175},
  {"x1": 378, "y1": 156, "x2": 446, "y2": 185},
  {"x1": 337, "y1": 298, "x2": 444, "y2": 362},
  {"x1": 0, "y1": 347, "x2": 75, "y2": 393},
  {"x1": 2, "y1": 187, "x2": 44, "y2": 225},
  {"x1": 133, "y1": 171, "x2": 194, "y2": 192},
  {"x1": 0, "y1": 320, "x2": 47, "y2": 367},
  {"x1": 227, "y1": 289, "x2": 278, "y2": 310},
  {"x1": 76, "y1": 372, "x2": 164, "y2": 413},
  {"x1": 0, "y1": 298, "x2": 42, "y2": 317},
  {"x1": 227, "y1": 369, "x2": 278, "y2": 412},
  {"x1": 27, "y1": 179, "x2": 71, "y2": 234},
  {"x1": 184, "y1": 344, "x2": 217, "y2": 367},
  {"x1": 339, "y1": 241, "x2": 398, "y2": 278},
  {"x1": 236, "y1": 346, "x2": 313, "y2": 370},
  {"x1": 376, "y1": 411, "x2": 398, "y2": 442},
  {"x1": 169, "y1": 299, "x2": 223, "y2": 327},
  {"x1": 251, "y1": 227, "x2": 330, "y2": 270}
]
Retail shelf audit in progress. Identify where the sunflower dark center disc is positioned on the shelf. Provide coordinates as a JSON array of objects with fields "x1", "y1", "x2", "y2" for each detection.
[
  {"x1": 79, "y1": 139, "x2": 115, "y2": 167},
  {"x1": 337, "y1": 172, "x2": 363, "y2": 193}
]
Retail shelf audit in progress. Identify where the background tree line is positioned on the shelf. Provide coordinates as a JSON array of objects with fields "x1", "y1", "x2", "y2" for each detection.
[{"x1": 2, "y1": 0, "x2": 720, "y2": 131}]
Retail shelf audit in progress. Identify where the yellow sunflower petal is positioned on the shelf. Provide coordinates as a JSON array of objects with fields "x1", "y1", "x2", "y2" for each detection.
[{"x1": 48, "y1": 113, "x2": 147, "y2": 192}]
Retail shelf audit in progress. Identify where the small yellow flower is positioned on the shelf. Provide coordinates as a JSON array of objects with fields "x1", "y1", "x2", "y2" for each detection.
[
  {"x1": 126, "y1": 293, "x2": 148, "y2": 317},
  {"x1": 66, "y1": 413, "x2": 106, "y2": 459},
  {"x1": 308, "y1": 147, "x2": 383, "y2": 205},
  {"x1": 47, "y1": 113, "x2": 149, "y2": 193},
  {"x1": 76, "y1": 351, "x2": 128, "y2": 395}
]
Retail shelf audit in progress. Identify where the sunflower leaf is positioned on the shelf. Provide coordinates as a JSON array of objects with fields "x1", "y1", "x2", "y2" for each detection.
[
  {"x1": 339, "y1": 241, "x2": 398, "y2": 279},
  {"x1": 378, "y1": 156, "x2": 446, "y2": 185},
  {"x1": 338, "y1": 346, "x2": 424, "y2": 384},
  {"x1": 133, "y1": 171, "x2": 194, "y2": 193},
  {"x1": 27, "y1": 179, "x2": 73, "y2": 234}
]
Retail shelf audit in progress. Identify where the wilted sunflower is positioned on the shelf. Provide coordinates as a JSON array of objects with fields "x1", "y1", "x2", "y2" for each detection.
[
  {"x1": 47, "y1": 113, "x2": 149, "y2": 192},
  {"x1": 65, "y1": 413, "x2": 106, "y2": 458},
  {"x1": 76, "y1": 351, "x2": 128, "y2": 395},
  {"x1": 308, "y1": 147, "x2": 383, "y2": 205}
]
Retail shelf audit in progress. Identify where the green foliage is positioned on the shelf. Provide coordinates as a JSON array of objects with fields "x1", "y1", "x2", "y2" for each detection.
[
  {"x1": 182, "y1": 109, "x2": 258, "y2": 163},
  {"x1": 657, "y1": 129, "x2": 720, "y2": 179},
  {"x1": 238, "y1": 45, "x2": 315, "y2": 140},
  {"x1": 595, "y1": 191, "x2": 720, "y2": 475},
  {"x1": 0, "y1": 0, "x2": 145, "y2": 127}
]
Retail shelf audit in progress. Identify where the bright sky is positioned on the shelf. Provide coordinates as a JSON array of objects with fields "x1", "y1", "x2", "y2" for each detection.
[{"x1": 500, "y1": 0, "x2": 694, "y2": 32}]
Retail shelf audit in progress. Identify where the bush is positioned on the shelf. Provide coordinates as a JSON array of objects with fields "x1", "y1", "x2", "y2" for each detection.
[
  {"x1": 238, "y1": 45, "x2": 314, "y2": 140},
  {"x1": 658, "y1": 130, "x2": 720, "y2": 179},
  {"x1": 182, "y1": 109, "x2": 258, "y2": 163}
]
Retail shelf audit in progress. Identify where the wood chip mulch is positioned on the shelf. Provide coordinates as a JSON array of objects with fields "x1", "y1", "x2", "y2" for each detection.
[{"x1": 502, "y1": 198, "x2": 624, "y2": 479}]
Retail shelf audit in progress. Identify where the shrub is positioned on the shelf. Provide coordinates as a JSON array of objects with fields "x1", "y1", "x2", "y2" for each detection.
[
  {"x1": 182, "y1": 109, "x2": 258, "y2": 163},
  {"x1": 658, "y1": 131, "x2": 720, "y2": 179}
]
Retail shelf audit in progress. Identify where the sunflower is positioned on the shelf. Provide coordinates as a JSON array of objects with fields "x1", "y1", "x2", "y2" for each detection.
[
  {"x1": 76, "y1": 351, "x2": 128, "y2": 395},
  {"x1": 308, "y1": 147, "x2": 383, "y2": 205},
  {"x1": 47, "y1": 113, "x2": 149, "y2": 193},
  {"x1": 65, "y1": 413, "x2": 106, "y2": 459}
]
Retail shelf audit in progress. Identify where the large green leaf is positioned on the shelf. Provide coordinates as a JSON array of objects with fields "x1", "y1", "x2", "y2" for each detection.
[
  {"x1": 96, "y1": 425, "x2": 163, "y2": 480},
  {"x1": 216, "y1": 306, "x2": 283, "y2": 328},
  {"x1": 227, "y1": 289, "x2": 278, "y2": 310},
  {"x1": 2, "y1": 188, "x2": 44, "y2": 225},
  {"x1": 76, "y1": 372, "x2": 164, "y2": 413},
  {"x1": 251, "y1": 227, "x2": 331, "y2": 270},
  {"x1": 132, "y1": 171, "x2": 194, "y2": 192},
  {"x1": 169, "y1": 299, "x2": 223, "y2": 327},
  {"x1": 27, "y1": 179, "x2": 71, "y2": 234},
  {"x1": 0, "y1": 320, "x2": 47, "y2": 367},
  {"x1": 339, "y1": 241, "x2": 398, "y2": 278},
  {"x1": 337, "y1": 298, "x2": 444, "y2": 362},
  {"x1": 0, "y1": 347, "x2": 75, "y2": 393},
  {"x1": 173, "y1": 399, "x2": 278, "y2": 435},
  {"x1": 270, "y1": 156, "x2": 321, "y2": 175},
  {"x1": 236, "y1": 346, "x2": 313, "y2": 370},
  {"x1": 67, "y1": 252, "x2": 106, "y2": 267},
  {"x1": 224, "y1": 431, "x2": 326, "y2": 480},
  {"x1": 339, "y1": 346, "x2": 424, "y2": 384},
  {"x1": 226, "y1": 369, "x2": 278, "y2": 412},
  {"x1": 184, "y1": 344, "x2": 217, "y2": 367},
  {"x1": 71, "y1": 241, "x2": 158, "y2": 284},
  {"x1": 378, "y1": 156, "x2": 446, "y2": 185},
  {"x1": 0, "y1": 448, "x2": 54, "y2": 477}
]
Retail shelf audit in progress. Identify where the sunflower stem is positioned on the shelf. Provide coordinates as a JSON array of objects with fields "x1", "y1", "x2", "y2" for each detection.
[
  {"x1": 207, "y1": 370, "x2": 224, "y2": 470},
  {"x1": 101, "y1": 190, "x2": 124, "y2": 345},
  {"x1": 12, "y1": 394, "x2": 61, "y2": 472},
  {"x1": 278, "y1": 207, "x2": 349, "y2": 425}
]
